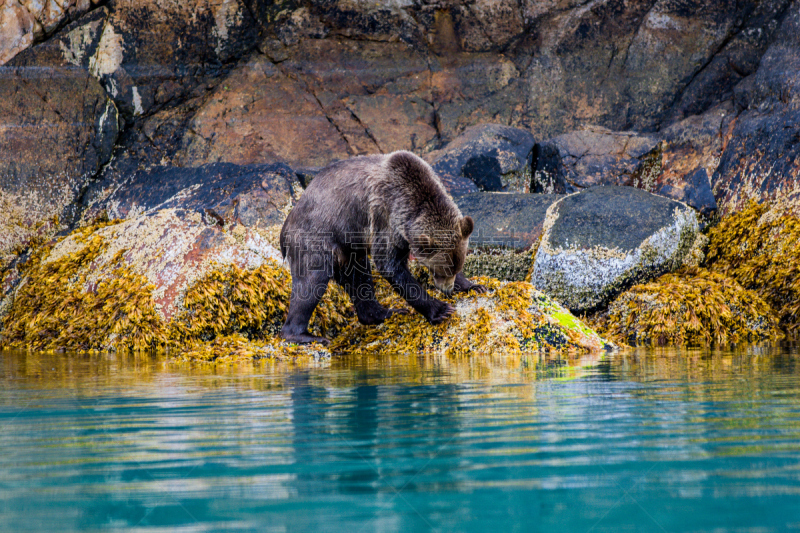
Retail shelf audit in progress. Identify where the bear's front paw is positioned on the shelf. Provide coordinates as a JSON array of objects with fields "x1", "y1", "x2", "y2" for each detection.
[
  {"x1": 426, "y1": 300, "x2": 455, "y2": 324},
  {"x1": 466, "y1": 283, "x2": 488, "y2": 294}
]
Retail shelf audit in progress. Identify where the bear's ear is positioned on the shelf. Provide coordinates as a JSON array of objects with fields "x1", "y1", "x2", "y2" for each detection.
[
  {"x1": 459, "y1": 216, "x2": 474, "y2": 238},
  {"x1": 414, "y1": 233, "x2": 435, "y2": 255}
]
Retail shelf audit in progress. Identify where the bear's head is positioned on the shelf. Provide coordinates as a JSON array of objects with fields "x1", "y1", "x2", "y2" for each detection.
[{"x1": 411, "y1": 216, "x2": 474, "y2": 294}]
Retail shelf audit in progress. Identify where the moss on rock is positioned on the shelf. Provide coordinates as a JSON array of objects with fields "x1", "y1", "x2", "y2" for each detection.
[
  {"x1": 2, "y1": 221, "x2": 170, "y2": 352},
  {"x1": 0, "y1": 222, "x2": 348, "y2": 359}
]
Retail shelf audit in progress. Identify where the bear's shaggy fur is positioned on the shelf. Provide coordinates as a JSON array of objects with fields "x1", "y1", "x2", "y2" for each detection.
[{"x1": 279, "y1": 151, "x2": 486, "y2": 345}]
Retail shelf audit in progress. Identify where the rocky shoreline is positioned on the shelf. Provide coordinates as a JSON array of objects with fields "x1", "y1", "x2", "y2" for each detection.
[{"x1": 2, "y1": 0, "x2": 800, "y2": 360}]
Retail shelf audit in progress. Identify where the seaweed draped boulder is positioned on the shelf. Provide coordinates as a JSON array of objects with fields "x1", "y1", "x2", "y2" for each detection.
[
  {"x1": 333, "y1": 274, "x2": 611, "y2": 356},
  {"x1": 592, "y1": 267, "x2": 780, "y2": 347},
  {"x1": 0, "y1": 208, "x2": 290, "y2": 351},
  {"x1": 531, "y1": 186, "x2": 701, "y2": 313},
  {"x1": 0, "y1": 206, "x2": 612, "y2": 358}
]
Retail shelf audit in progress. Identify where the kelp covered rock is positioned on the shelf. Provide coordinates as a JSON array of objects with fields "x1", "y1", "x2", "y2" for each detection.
[
  {"x1": 332, "y1": 274, "x2": 611, "y2": 356},
  {"x1": 532, "y1": 186, "x2": 699, "y2": 313},
  {"x1": 0, "y1": 212, "x2": 350, "y2": 356},
  {"x1": 706, "y1": 201, "x2": 800, "y2": 333},
  {"x1": 592, "y1": 267, "x2": 780, "y2": 347},
  {"x1": 44, "y1": 209, "x2": 281, "y2": 322},
  {"x1": 1, "y1": 214, "x2": 612, "y2": 359}
]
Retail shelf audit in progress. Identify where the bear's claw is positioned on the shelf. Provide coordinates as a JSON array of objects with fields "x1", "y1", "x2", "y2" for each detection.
[{"x1": 426, "y1": 301, "x2": 455, "y2": 324}]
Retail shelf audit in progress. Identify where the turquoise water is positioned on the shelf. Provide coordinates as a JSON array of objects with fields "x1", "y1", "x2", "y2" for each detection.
[{"x1": 2, "y1": 347, "x2": 800, "y2": 532}]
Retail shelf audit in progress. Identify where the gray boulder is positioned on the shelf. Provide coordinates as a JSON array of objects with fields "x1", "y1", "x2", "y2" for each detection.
[
  {"x1": 427, "y1": 124, "x2": 535, "y2": 194},
  {"x1": 456, "y1": 192, "x2": 563, "y2": 281},
  {"x1": 458, "y1": 192, "x2": 563, "y2": 250},
  {"x1": 531, "y1": 186, "x2": 699, "y2": 313}
]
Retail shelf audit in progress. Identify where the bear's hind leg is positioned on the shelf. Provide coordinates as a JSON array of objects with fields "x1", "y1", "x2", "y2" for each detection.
[
  {"x1": 334, "y1": 253, "x2": 408, "y2": 325},
  {"x1": 281, "y1": 267, "x2": 332, "y2": 346}
]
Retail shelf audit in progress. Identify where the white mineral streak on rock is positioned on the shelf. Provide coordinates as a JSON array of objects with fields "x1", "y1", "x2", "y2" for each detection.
[
  {"x1": 96, "y1": 97, "x2": 118, "y2": 143},
  {"x1": 211, "y1": 0, "x2": 241, "y2": 56},
  {"x1": 59, "y1": 18, "x2": 100, "y2": 65},
  {"x1": 131, "y1": 86, "x2": 143, "y2": 115},
  {"x1": 646, "y1": 11, "x2": 681, "y2": 31},
  {"x1": 89, "y1": 22, "x2": 123, "y2": 77}
]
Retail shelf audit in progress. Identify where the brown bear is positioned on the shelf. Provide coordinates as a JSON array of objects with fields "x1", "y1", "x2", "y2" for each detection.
[{"x1": 279, "y1": 150, "x2": 486, "y2": 345}]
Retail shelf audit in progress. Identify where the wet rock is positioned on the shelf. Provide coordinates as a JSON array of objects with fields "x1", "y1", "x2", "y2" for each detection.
[
  {"x1": 530, "y1": 109, "x2": 729, "y2": 217},
  {"x1": 531, "y1": 186, "x2": 699, "y2": 313},
  {"x1": 0, "y1": 42, "x2": 118, "y2": 269},
  {"x1": 635, "y1": 103, "x2": 735, "y2": 216},
  {"x1": 713, "y1": 107, "x2": 800, "y2": 216},
  {"x1": 665, "y1": 0, "x2": 794, "y2": 123},
  {"x1": 528, "y1": 143, "x2": 569, "y2": 194},
  {"x1": 83, "y1": 163, "x2": 302, "y2": 244},
  {"x1": 427, "y1": 124, "x2": 535, "y2": 193},
  {"x1": 456, "y1": 192, "x2": 563, "y2": 282},
  {"x1": 72, "y1": 1, "x2": 794, "y2": 177},
  {"x1": 44, "y1": 209, "x2": 281, "y2": 323},
  {"x1": 515, "y1": 0, "x2": 789, "y2": 138}
]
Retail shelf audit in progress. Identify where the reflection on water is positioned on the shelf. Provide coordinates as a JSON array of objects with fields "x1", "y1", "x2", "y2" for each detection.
[{"x1": 1, "y1": 346, "x2": 800, "y2": 532}]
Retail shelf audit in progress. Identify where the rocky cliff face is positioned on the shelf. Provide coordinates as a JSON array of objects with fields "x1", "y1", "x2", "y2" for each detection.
[{"x1": 2, "y1": 1, "x2": 796, "y2": 225}]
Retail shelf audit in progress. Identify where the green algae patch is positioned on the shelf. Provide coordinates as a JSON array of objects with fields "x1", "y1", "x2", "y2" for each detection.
[
  {"x1": 590, "y1": 267, "x2": 780, "y2": 347},
  {"x1": 706, "y1": 201, "x2": 800, "y2": 334}
]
